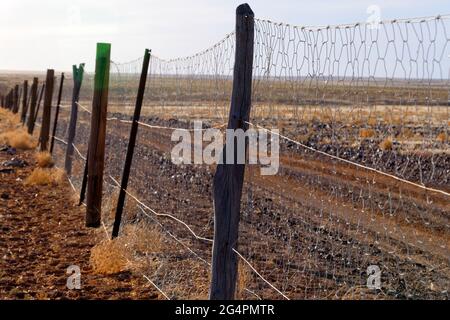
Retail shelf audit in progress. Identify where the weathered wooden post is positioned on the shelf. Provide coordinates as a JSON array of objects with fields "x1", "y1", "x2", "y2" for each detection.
[
  {"x1": 5, "y1": 92, "x2": 9, "y2": 109},
  {"x1": 1, "y1": 95, "x2": 4, "y2": 108},
  {"x1": 64, "y1": 64, "x2": 85, "y2": 175},
  {"x1": 33, "y1": 83, "x2": 45, "y2": 125},
  {"x1": 79, "y1": 147, "x2": 89, "y2": 206},
  {"x1": 21, "y1": 80, "x2": 28, "y2": 124},
  {"x1": 50, "y1": 73, "x2": 65, "y2": 154},
  {"x1": 86, "y1": 43, "x2": 111, "y2": 228},
  {"x1": 6, "y1": 91, "x2": 12, "y2": 109},
  {"x1": 209, "y1": 3, "x2": 255, "y2": 300},
  {"x1": 39, "y1": 70, "x2": 55, "y2": 151},
  {"x1": 27, "y1": 78, "x2": 39, "y2": 134},
  {"x1": 112, "y1": 48, "x2": 151, "y2": 239},
  {"x1": 12, "y1": 85, "x2": 19, "y2": 113},
  {"x1": 9, "y1": 89, "x2": 14, "y2": 110}
]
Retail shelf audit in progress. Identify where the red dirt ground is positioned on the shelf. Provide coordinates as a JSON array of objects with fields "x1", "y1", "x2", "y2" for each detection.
[{"x1": 0, "y1": 148, "x2": 157, "y2": 300}]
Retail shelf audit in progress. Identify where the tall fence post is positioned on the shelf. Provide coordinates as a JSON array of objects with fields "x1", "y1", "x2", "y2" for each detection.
[
  {"x1": 209, "y1": 3, "x2": 255, "y2": 300},
  {"x1": 79, "y1": 147, "x2": 89, "y2": 206},
  {"x1": 12, "y1": 85, "x2": 19, "y2": 113},
  {"x1": 65, "y1": 64, "x2": 85, "y2": 175},
  {"x1": 27, "y1": 78, "x2": 39, "y2": 134},
  {"x1": 39, "y1": 70, "x2": 55, "y2": 151},
  {"x1": 5, "y1": 91, "x2": 9, "y2": 109},
  {"x1": 9, "y1": 89, "x2": 14, "y2": 110},
  {"x1": 86, "y1": 43, "x2": 111, "y2": 228},
  {"x1": 33, "y1": 83, "x2": 45, "y2": 126},
  {"x1": 21, "y1": 80, "x2": 28, "y2": 124},
  {"x1": 112, "y1": 48, "x2": 151, "y2": 239},
  {"x1": 50, "y1": 73, "x2": 65, "y2": 154},
  {"x1": 6, "y1": 91, "x2": 10, "y2": 109}
]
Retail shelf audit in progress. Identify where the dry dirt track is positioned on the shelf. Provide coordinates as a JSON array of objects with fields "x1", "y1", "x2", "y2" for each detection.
[{"x1": 0, "y1": 148, "x2": 158, "y2": 299}]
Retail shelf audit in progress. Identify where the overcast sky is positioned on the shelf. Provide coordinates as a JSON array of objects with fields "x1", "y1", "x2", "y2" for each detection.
[{"x1": 0, "y1": 0, "x2": 449, "y2": 71}]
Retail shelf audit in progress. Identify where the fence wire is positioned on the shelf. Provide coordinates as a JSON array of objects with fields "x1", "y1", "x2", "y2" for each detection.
[{"x1": 48, "y1": 13, "x2": 450, "y2": 300}]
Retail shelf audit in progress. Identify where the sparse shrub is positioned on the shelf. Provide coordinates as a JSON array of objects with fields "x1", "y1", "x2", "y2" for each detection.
[
  {"x1": 24, "y1": 168, "x2": 64, "y2": 186},
  {"x1": 90, "y1": 239, "x2": 129, "y2": 275},
  {"x1": 379, "y1": 138, "x2": 393, "y2": 151},
  {"x1": 0, "y1": 128, "x2": 37, "y2": 150},
  {"x1": 35, "y1": 151, "x2": 54, "y2": 168},
  {"x1": 359, "y1": 128, "x2": 375, "y2": 139},
  {"x1": 436, "y1": 132, "x2": 447, "y2": 143},
  {"x1": 122, "y1": 223, "x2": 164, "y2": 254}
]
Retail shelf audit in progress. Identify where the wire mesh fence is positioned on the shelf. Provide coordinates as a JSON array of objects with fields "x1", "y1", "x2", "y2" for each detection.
[{"x1": 28, "y1": 12, "x2": 450, "y2": 300}]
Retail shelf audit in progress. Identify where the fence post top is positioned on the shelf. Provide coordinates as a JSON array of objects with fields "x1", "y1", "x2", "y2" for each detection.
[
  {"x1": 96, "y1": 43, "x2": 111, "y2": 55},
  {"x1": 236, "y1": 3, "x2": 254, "y2": 17}
]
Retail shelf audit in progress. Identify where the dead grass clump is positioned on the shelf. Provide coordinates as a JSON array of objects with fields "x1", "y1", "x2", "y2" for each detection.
[
  {"x1": 0, "y1": 108, "x2": 20, "y2": 128},
  {"x1": 122, "y1": 223, "x2": 164, "y2": 254},
  {"x1": 0, "y1": 128, "x2": 37, "y2": 150},
  {"x1": 436, "y1": 132, "x2": 447, "y2": 143},
  {"x1": 379, "y1": 138, "x2": 393, "y2": 151},
  {"x1": 24, "y1": 168, "x2": 64, "y2": 186},
  {"x1": 90, "y1": 239, "x2": 129, "y2": 275},
  {"x1": 35, "y1": 151, "x2": 54, "y2": 168},
  {"x1": 359, "y1": 128, "x2": 375, "y2": 139}
]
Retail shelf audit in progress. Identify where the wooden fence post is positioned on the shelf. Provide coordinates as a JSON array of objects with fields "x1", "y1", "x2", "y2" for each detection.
[
  {"x1": 27, "y1": 78, "x2": 39, "y2": 134},
  {"x1": 64, "y1": 64, "x2": 85, "y2": 175},
  {"x1": 6, "y1": 91, "x2": 11, "y2": 109},
  {"x1": 39, "y1": 70, "x2": 55, "y2": 151},
  {"x1": 12, "y1": 85, "x2": 19, "y2": 113},
  {"x1": 79, "y1": 147, "x2": 89, "y2": 206},
  {"x1": 1, "y1": 95, "x2": 4, "y2": 108},
  {"x1": 9, "y1": 89, "x2": 14, "y2": 110},
  {"x1": 33, "y1": 83, "x2": 46, "y2": 126},
  {"x1": 21, "y1": 80, "x2": 28, "y2": 124},
  {"x1": 209, "y1": 3, "x2": 254, "y2": 300},
  {"x1": 50, "y1": 73, "x2": 65, "y2": 154},
  {"x1": 112, "y1": 48, "x2": 151, "y2": 239},
  {"x1": 86, "y1": 43, "x2": 111, "y2": 228}
]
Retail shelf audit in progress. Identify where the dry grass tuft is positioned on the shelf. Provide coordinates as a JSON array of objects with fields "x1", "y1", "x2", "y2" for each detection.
[
  {"x1": 0, "y1": 108, "x2": 21, "y2": 128},
  {"x1": 35, "y1": 151, "x2": 54, "y2": 168},
  {"x1": 359, "y1": 128, "x2": 375, "y2": 139},
  {"x1": 379, "y1": 138, "x2": 393, "y2": 151},
  {"x1": 90, "y1": 239, "x2": 129, "y2": 275},
  {"x1": 436, "y1": 132, "x2": 447, "y2": 143},
  {"x1": 24, "y1": 168, "x2": 64, "y2": 186},
  {"x1": 0, "y1": 128, "x2": 37, "y2": 150},
  {"x1": 122, "y1": 223, "x2": 164, "y2": 254}
]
